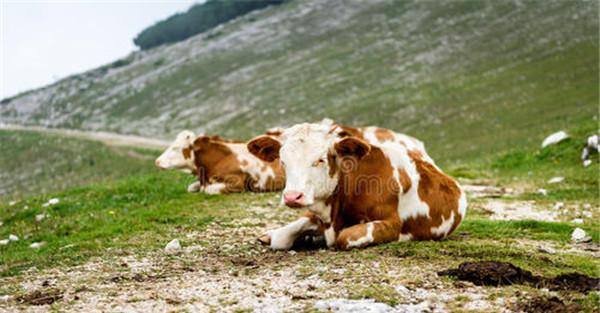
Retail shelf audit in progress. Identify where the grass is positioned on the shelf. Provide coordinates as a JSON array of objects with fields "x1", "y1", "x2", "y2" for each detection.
[{"x1": 0, "y1": 130, "x2": 157, "y2": 201}]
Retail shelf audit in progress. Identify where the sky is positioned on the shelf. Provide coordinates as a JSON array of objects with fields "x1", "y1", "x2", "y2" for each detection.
[{"x1": 0, "y1": 0, "x2": 199, "y2": 99}]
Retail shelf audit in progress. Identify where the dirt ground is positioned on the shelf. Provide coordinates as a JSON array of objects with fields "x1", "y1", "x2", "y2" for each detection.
[{"x1": 1, "y1": 187, "x2": 598, "y2": 313}]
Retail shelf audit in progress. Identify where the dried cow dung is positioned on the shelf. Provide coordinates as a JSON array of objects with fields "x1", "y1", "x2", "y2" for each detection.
[{"x1": 438, "y1": 261, "x2": 600, "y2": 293}]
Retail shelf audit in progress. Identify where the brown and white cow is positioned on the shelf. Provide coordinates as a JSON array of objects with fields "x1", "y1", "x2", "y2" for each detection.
[
  {"x1": 247, "y1": 123, "x2": 467, "y2": 250},
  {"x1": 155, "y1": 130, "x2": 285, "y2": 194}
]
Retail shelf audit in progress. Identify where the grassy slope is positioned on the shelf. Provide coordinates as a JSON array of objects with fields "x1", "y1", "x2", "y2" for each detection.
[
  {"x1": 1, "y1": 0, "x2": 597, "y2": 163},
  {"x1": 0, "y1": 130, "x2": 157, "y2": 201}
]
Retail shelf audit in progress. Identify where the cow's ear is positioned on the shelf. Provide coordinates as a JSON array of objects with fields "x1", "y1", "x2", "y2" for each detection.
[
  {"x1": 247, "y1": 135, "x2": 281, "y2": 162},
  {"x1": 334, "y1": 137, "x2": 371, "y2": 160}
]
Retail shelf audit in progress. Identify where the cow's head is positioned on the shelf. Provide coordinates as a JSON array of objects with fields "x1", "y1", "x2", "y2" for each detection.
[
  {"x1": 248, "y1": 123, "x2": 370, "y2": 208},
  {"x1": 155, "y1": 130, "x2": 196, "y2": 172}
]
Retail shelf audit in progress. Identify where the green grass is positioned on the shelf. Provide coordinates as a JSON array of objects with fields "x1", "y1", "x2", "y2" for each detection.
[
  {"x1": 0, "y1": 171, "x2": 275, "y2": 277},
  {"x1": 0, "y1": 130, "x2": 157, "y2": 200}
]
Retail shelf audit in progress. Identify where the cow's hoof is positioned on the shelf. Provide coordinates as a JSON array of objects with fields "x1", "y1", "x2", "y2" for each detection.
[{"x1": 257, "y1": 234, "x2": 271, "y2": 245}]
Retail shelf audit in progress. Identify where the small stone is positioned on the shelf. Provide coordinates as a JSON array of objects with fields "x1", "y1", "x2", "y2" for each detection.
[
  {"x1": 537, "y1": 245, "x2": 556, "y2": 254},
  {"x1": 571, "y1": 218, "x2": 584, "y2": 224},
  {"x1": 571, "y1": 228, "x2": 591, "y2": 243},
  {"x1": 583, "y1": 159, "x2": 592, "y2": 167},
  {"x1": 35, "y1": 213, "x2": 46, "y2": 222},
  {"x1": 8, "y1": 234, "x2": 18, "y2": 242},
  {"x1": 30, "y1": 242, "x2": 45, "y2": 249},
  {"x1": 165, "y1": 239, "x2": 181, "y2": 254},
  {"x1": 537, "y1": 188, "x2": 548, "y2": 196},
  {"x1": 542, "y1": 131, "x2": 569, "y2": 148},
  {"x1": 0, "y1": 239, "x2": 8, "y2": 245},
  {"x1": 48, "y1": 198, "x2": 59, "y2": 205},
  {"x1": 552, "y1": 202, "x2": 564, "y2": 210},
  {"x1": 583, "y1": 203, "x2": 592, "y2": 209},
  {"x1": 547, "y1": 177, "x2": 564, "y2": 184},
  {"x1": 8, "y1": 201, "x2": 16, "y2": 206},
  {"x1": 288, "y1": 250, "x2": 297, "y2": 255},
  {"x1": 582, "y1": 211, "x2": 592, "y2": 218}
]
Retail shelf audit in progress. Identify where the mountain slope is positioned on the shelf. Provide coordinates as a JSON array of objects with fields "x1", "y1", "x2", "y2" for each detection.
[{"x1": 1, "y1": 0, "x2": 597, "y2": 161}]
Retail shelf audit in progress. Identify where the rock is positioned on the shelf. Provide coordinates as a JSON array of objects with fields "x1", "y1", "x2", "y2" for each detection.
[
  {"x1": 570, "y1": 218, "x2": 583, "y2": 224},
  {"x1": 0, "y1": 239, "x2": 8, "y2": 245},
  {"x1": 583, "y1": 159, "x2": 592, "y2": 167},
  {"x1": 165, "y1": 239, "x2": 181, "y2": 254},
  {"x1": 582, "y1": 211, "x2": 592, "y2": 218},
  {"x1": 0, "y1": 221, "x2": 3, "y2": 227},
  {"x1": 537, "y1": 188, "x2": 548, "y2": 196},
  {"x1": 537, "y1": 245, "x2": 556, "y2": 254},
  {"x1": 288, "y1": 250, "x2": 297, "y2": 255},
  {"x1": 547, "y1": 177, "x2": 564, "y2": 184},
  {"x1": 571, "y1": 228, "x2": 591, "y2": 243},
  {"x1": 583, "y1": 203, "x2": 592, "y2": 209},
  {"x1": 42, "y1": 198, "x2": 60, "y2": 207},
  {"x1": 314, "y1": 299, "x2": 393, "y2": 313},
  {"x1": 30, "y1": 242, "x2": 45, "y2": 249},
  {"x1": 8, "y1": 201, "x2": 16, "y2": 206},
  {"x1": 587, "y1": 134, "x2": 599, "y2": 152},
  {"x1": 552, "y1": 202, "x2": 564, "y2": 210},
  {"x1": 35, "y1": 213, "x2": 46, "y2": 223},
  {"x1": 8, "y1": 234, "x2": 18, "y2": 241},
  {"x1": 541, "y1": 131, "x2": 569, "y2": 148}
]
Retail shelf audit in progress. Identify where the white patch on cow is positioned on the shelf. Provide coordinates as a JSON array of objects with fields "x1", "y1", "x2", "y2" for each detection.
[
  {"x1": 398, "y1": 233, "x2": 413, "y2": 241},
  {"x1": 308, "y1": 200, "x2": 332, "y2": 224},
  {"x1": 187, "y1": 181, "x2": 201, "y2": 193},
  {"x1": 458, "y1": 188, "x2": 468, "y2": 218},
  {"x1": 279, "y1": 123, "x2": 339, "y2": 206},
  {"x1": 325, "y1": 226, "x2": 336, "y2": 248},
  {"x1": 347, "y1": 222, "x2": 375, "y2": 248},
  {"x1": 156, "y1": 130, "x2": 196, "y2": 171},
  {"x1": 202, "y1": 183, "x2": 226, "y2": 194},
  {"x1": 269, "y1": 217, "x2": 318, "y2": 250},
  {"x1": 431, "y1": 211, "x2": 455, "y2": 238},
  {"x1": 229, "y1": 143, "x2": 276, "y2": 191}
]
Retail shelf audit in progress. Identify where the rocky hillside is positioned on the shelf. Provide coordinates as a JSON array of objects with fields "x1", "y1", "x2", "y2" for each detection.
[{"x1": 1, "y1": 0, "x2": 597, "y2": 161}]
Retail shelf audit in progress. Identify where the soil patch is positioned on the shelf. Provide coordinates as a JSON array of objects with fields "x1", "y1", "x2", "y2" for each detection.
[
  {"x1": 15, "y1": 288, "x2": 63, "y2": 305},
  {"x1": 438, "y1": 261, "x2": 599, "y2": 293},
  {"x1": 514, "y1": 296, "x2": 584, "y2": 313}
]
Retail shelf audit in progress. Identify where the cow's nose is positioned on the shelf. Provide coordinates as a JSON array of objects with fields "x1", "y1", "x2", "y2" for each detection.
[
  {"x1": 283, "y1": 191, "x2": 305, "y2": 208},
  {"x1": 155, "y1": 159, "x2": 161, "y2": 168}
]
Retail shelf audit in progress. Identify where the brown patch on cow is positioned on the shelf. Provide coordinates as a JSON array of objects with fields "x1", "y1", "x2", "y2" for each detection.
[
  {"x1": 337, "y1": 125, "x2": 364, "y2": 139},
  {"x1": 398, "y1": 168, "x2": 411, "y2": 194},
  {"x1": 240, "y1": 159, "x2": 249, "y2": 166},
  {"x1": 374, "y1": 128, "x2": 395, "y2": 142},
  {"x1": 402, "y1": 149, "x2": 462, "y2": 239},
  {"x1": 247, "y1": 135, "x2": 281, "y2": 162},
  {"x1": 182, "y1": 147, "x2": 192, "y2": 160},
  {"x1": 327, "y1": 152, "x2": 337, "y2": 177}
]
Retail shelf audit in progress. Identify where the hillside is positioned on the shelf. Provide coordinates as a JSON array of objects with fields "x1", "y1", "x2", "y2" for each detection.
[
  {"x1": 1, "y1": 0, "x2": 597, "y2": 162},
  {"x1": 0, "y1": 130, "x2": 158, "y2": 200}
]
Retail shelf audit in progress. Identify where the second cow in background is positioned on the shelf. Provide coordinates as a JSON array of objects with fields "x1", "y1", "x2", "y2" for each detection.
[{"x1": 156, "y1": 130, "x2": 285, "y2": 194}]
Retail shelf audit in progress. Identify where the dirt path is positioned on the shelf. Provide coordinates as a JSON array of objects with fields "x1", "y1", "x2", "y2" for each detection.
[{"x1": 0, "y1": 123, "x2": 169, "y2": 150}]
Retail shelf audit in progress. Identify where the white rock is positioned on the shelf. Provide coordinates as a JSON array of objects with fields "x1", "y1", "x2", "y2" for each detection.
[
  {"x1": 8, "y1": 201, "x2": 16, "y2": 206},
  {"x1": 587, "y1": 134, "x2": 599, "y2": 151},
  {"x1": 314, "y1": 299, "x2": 393, "y2": 313},
  {"x1": 537, "y1": 245, "x2": 556, "y2": 254},
  {"x1": 571, "y1": 228, "x2": 591, "y2": 242},
  {"x1": 8, "y1": 234, "x2": 18, "y2": 241},
  {"x1": 583, "y1": 203, "x2": 592, "y2": 209},
  {"x1": 542, "y1": 131, "x2": 569, "y2": 148},
  {"x1": 30, "y1": 242, "x2": 45, "y2": 249},
  {"x1": 165, "y1": 239, "x2": 181, "y2": 254},
  {"x1": 0, "y1": 221, "x2": 3, "y2": 227},
  {"x1": 537, "y1": 188, "x2": 548, "y2": 196},
  {"x1": 571, "y1": 218, "x2": 584, "y2": 224},
  {"x1": 48, "y1": 198, "x2": 59, "y2": 205},
  {"x1": 288, "y1": 250, "x2": 297, "y2": 255},
  {"x1": 582, "y1": 211, "x2": 592, "y2": 218},
  {"x1": 35, "y1": 213, "x2": 46, "y2": 222},
  {"x1": 583, "y1": 159, "x2": 592, "y2": 167},
  {"x1": 552, "y1": 202, "x2": 564, "y2": 210},
  {"x1": 0, "y1": 239, "x2": 9, "y2": 245},
  {"x1": 547, "y1": 177, "x2": 564, "y2": 184}
]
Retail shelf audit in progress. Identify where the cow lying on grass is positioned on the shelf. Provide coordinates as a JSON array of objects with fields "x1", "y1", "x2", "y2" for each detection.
[
  {"x1": 248, "y1": 123, "x2": 467, "y2": 250},
  {"x1": 156, "y1": 130, "x2": 285, "y2": 194}
]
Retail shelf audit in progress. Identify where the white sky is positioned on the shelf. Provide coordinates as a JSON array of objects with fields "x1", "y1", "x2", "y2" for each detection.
[{"x1": 0, "y1": 0, "x2": 199, "y2": 99}]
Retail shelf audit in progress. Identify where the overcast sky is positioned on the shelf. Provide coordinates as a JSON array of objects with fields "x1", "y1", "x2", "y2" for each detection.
[{"x1": 0, "y1": 0, "x2": 199, "y2": 99}]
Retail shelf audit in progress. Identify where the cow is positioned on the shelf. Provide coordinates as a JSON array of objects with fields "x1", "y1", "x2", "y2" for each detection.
[
  {"x1": 155, "y1": 130, "x2": 285, "y2": 194},
  {"x1": 247, "y1": 122, "x2": 467, "y2": 250}
]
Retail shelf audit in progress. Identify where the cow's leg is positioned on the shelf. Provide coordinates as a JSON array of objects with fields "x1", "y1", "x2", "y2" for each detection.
[
  {"x1": 187, "y1": 181, "x2": 202, "y2": 193},
  {"x1": 259, "y1": 211, "x2": 322, "y2": 250},
  {"x1": 335, "y1": 218, "x2": 401, "y2": 250},
  {"x1": 201, "y1": 183, "x2": 227, "y2": 194}
]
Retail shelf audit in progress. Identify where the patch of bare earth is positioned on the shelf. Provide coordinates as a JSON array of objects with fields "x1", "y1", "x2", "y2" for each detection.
[{"x1": 0, "y1": 188, "x2": 595, "y2": 312}]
